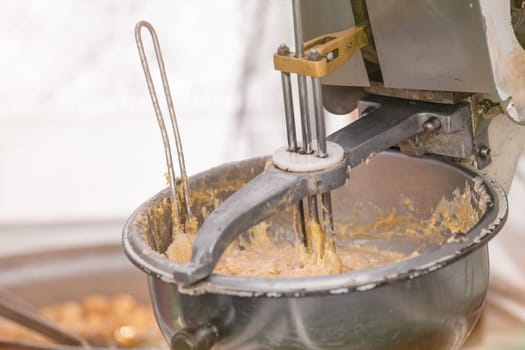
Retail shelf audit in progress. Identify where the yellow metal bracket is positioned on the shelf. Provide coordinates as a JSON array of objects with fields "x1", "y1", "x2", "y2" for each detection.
[{"x1": 273, "y1": 25, "x2": 368, "y2": 78}]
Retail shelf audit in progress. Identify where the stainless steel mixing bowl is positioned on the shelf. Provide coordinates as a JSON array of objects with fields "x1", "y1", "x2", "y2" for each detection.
[{"x1": 123, "y1": 151, "x2": 508, "y2": 350}]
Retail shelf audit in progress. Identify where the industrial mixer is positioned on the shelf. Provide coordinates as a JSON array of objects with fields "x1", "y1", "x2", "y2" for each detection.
[{"x1": 123, "y1": 1, "x2": 525, "y2": 349}]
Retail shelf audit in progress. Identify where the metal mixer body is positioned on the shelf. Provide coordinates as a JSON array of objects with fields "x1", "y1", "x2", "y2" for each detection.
[
  {"x1": 303, "y1": 0, "x2": 525, "y2": 189},
  {"x1": 124, "y1": 152, "x2": 507, "y2": 349},
  {"x1": 124, "y1": 1, "x2": 524, "y2": 348}
]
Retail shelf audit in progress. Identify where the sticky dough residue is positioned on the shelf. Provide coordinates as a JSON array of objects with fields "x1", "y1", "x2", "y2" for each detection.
[
  {"x1": 160, "y1": 178, "x2": 489, "y2": 278},
  {"x1": 339, "y1": 178, "x2": 489, "y2": 243}
]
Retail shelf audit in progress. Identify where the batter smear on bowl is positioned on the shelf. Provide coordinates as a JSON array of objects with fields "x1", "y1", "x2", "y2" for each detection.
[{"x1": 161, "y1": 179, "x2": 488, "y2": 277}]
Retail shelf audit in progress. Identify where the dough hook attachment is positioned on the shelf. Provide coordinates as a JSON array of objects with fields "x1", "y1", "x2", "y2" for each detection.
[{"x1": 135, "y1": 21, "x2": 193, "y2": 225}]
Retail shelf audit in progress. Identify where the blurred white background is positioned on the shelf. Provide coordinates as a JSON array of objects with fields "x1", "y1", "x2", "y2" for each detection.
[
  {"x1": 0, "y1": 0, "x2": 525, "y2": 348},
  {"x1": 0, "y1": 1, "x2": 294, "y2": 224}
]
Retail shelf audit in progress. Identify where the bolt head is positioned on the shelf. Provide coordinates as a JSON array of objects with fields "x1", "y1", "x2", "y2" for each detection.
[
  {"x1": 478, "y1": 146, "x2": 491, "y2": 160},
  {"x1": 422, "y1": 117, "x2": 441, "y2": 133},
  {"x1": 307, "y1": 48, "x2": 322, "y2": 61},
  {"x1": 277, "y1": 44, "x2": 290, "y2": 56}
]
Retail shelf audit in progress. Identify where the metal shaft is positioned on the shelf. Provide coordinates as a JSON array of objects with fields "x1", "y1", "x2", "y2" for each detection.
[
  {"x1": 307, "y1": 195, "x2": 320, "y2": 223},
  {"x1": 292, "y1": 0, "x2": 313, "y2": 154},
  {"x1": 305, "y1": 195, "x2": 321, "y2": 251},
  {"x1": 312, "y1": 76, "x2": 327, "y2": 157},
  {"x1": 314, "y1": 76, "x2": 336, "y2": 248},
  {"x1": 297, "y1": 76, "x2": 313, "y2": 154},
  {"x1": 321, "y1": 192, "x2": 336, "y2": 249},
  {"x1": 290, "y1": 0, "x2": 313, "y2": 248},
  {"x1": 135, "y1": 21, "x2": 193, "y2": 223},
  {"x1": 281, "y1": 71, "x2": 298, "y2": 152},
  {"x1": 293, "y1": 201, "x2": 307, "y2": 246},
  {"x1": 292, "y1": 0, "x2": 304, "y2": 58}
]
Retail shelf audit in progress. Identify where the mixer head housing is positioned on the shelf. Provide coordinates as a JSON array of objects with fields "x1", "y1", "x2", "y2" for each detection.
[{"x1": 300, "y1": 0, "x2": 525, "y2": 188}]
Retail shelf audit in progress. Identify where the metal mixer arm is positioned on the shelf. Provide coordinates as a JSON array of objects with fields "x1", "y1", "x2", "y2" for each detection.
[
  {"x1": 329, "y1": 95, "x2": 472, "y2": 167},
  {"x1": 172, "y1": 163, "x2": 348, "y2": 285},
  {"x1": 173, "y1": 96, "x2": 472, "y2": 285}
]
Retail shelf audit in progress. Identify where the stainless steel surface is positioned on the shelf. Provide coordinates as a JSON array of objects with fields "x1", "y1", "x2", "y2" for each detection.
[
  {"x1": 298, "y1": 0, "x2": 369, "y2": 87},
  {"x1": 123, "y1": 152, "x2": 508, "y2": 349},
  {"x1": 344, "y1": 0, "x2": 525, "y2": 125},
  {"x1": 135, "y1": 21, "x2": 193, "y2": 222},
  {"x1": 366, "y1": 0, "x2": 494, "y2": 93}
]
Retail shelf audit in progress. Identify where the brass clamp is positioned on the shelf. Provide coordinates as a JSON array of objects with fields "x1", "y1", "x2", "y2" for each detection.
[{"x1": 273, "y1": 25, "x2": 368, "y2": 78}]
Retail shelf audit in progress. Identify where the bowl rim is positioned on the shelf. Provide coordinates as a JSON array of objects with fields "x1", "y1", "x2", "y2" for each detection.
[{"x1": 122, "y1": 151, "x2": 508, "y2": 297}]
